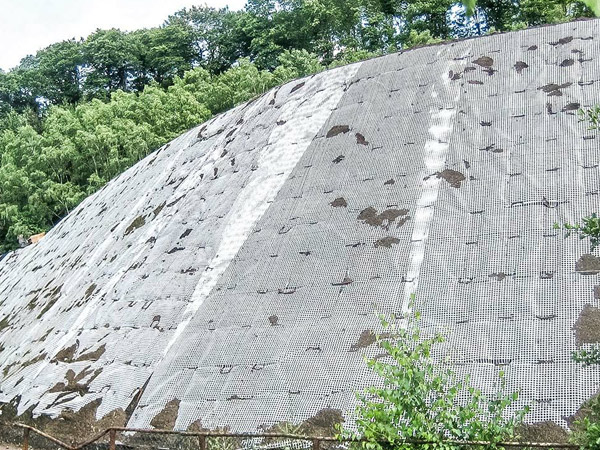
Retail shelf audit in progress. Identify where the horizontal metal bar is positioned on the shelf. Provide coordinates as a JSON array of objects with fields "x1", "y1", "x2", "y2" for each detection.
[
  {"x1": 14, "y1": 423, "x2": 581, "y2": 449},
  {"x1": 72, "y1": 429, "x2": 110, "y2": 450},
  {"x1": 13, "y1": 423, "x2": 74, "y2": 450}
]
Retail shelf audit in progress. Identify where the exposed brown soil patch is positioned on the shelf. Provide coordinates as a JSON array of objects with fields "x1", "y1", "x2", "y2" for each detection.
[
  {"x1": 355, "y1": 133, "x2": 368, "y2": 145},
  {"x1": 517, "y1": 421, "x2": 569, "y2": 443},
  {"x1": 594, "y1": 285, "x2": 600, "y2": 299},
  {"x1": 187, "y1": 420, "x2": 207, "y2": 432},
  {"x1": 52, "y1": 343, "x2": 78, "y2": 363},
  {"x1": 576, "y1": 254, "x2": 600, "y2": 274},
  {"x1": 326, "y1": 125, "x2": 350, "y2": 138},
  {"x1": 84, "y1": 283, "x2": 97, "y2": 299},
  {"x1": 124, "y1": 215, "x2": 146, "y2": 236},
  {"x1": 37, "y1": 284, "x2": 63, "y2": 319},
  {"x1": 358, "y1": 207, "x2": 409, "y2": 230},
  {"x1": 332, "y1": 276, "x2": 353, "y2": 286},
  {"x1": 560, "y1": 58, "x2": 575, "y2": 67},
  {"x1": 330, "y1": 197, "x2": 347, "y2": 208},
  {"x1": 290, "y1": 82, "x2": 305, "y2": 93},
  {"x1": 301, "y1": 408, "x2": 344, "y2": 436},
  {"x1": 0, "y1": 317, "x2": 10, "y2": 332},
  {"x1": 549, "y1": 36, "x2": 573, "y2": 46},
  {"x1": 480, "y1": 144, "x2": 503, "y2": 153},
  {"x1": 153, "y1": 202, "x2": 166, "y2": 217},
  {"x1": 562, "y1": 102, "x2": 580, "y2": 112},
  {"x1": 150, "y1": 399, "x2": 180, "y2": 430},
  {"x1": 0, "y1": 398, "x2": 126, "y2": 447},
  {"x1": 574, "y1": 304, "x2": 600, "y2": 346},
  {"x1": 436, "y1": 169, "x2": 466, "y2": 188},
  {"x1": 374, "y1": 237, "x2": 400, "y2": 248},
  {"x1": 473, "y1": 56, "x2": 493, "y2": 67},
  {"x1": 514, "y1": 61, "x2": 528, "y2": 73},
  {"x1": 350, "y1": 330, "x2": 376, "y2": 350},
  {"x1": 21, "y1": 353, "x2": 47, "y2": 369},
  {"x1": 566, "y1": 392, "x2": 600, "y2": 431},
  {"x1": 538, "y1": 82, "x2": 572, "y2": 96},
  {"x1": 76, "y1": 344, "x2": 105, "y2": 362},
  {"x1": 48, "y1": 367, "x2": 102, "y2": 401}
]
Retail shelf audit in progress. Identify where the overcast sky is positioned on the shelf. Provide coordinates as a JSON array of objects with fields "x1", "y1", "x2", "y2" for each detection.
[{"x1": 0, "y1": 0, "x2": 246, "y2": 71}]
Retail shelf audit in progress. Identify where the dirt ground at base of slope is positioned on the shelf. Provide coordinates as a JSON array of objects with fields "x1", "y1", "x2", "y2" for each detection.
[{"x1": 0, "y1": 444, "x2": 21, "y2": 450}]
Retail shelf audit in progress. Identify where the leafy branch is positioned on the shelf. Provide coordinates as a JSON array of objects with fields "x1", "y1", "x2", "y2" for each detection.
[
  {"x1": 578, "y1": 106, "x2": 600, "y2": 130},
  {"x1": 554, "y1": 213, "x2": 600, "y2": 251},
  {"x1": 572, "y1": 346, "x2": 600, "y2": 367},
  {"x1": 339, "y1": 311, "x2": 528, "y2": 449}
]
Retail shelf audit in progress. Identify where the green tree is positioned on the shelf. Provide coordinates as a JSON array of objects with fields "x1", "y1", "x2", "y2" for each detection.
[
  {"x1": 35, "y1": 39, "x2": 84, "y2": 105},
  {"x1": 83, "y1": 28, "x2": 138, "y2": 97},
  {"x1": 168, "y1": 6, "x2": 251, "y2": 74},
  {"x1": 130, "y1": 23, "x2": 196, "y2": 88},
  {"x1": 342, "y1": 312, "x2": 528, "y2": 448},
  {"x1": 272, "y1": 49, "x2": 324, "y2": 84}
]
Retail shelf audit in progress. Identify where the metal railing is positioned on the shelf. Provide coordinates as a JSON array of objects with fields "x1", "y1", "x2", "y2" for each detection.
[{"x1": 10, "y1": 423, "x2": 580, "y2": 450}]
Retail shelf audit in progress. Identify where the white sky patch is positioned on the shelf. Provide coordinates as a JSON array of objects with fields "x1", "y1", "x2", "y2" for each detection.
[{"x1": 0, "y1": 0, "x2": 246, "y2": 71}]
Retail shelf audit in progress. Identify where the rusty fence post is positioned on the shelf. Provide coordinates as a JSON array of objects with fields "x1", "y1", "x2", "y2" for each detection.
[
  {"x1": 109, "y1": 429, "x2": 116, "y2": 450},
  {"x1": 312, "y1": 438, "x2": 320, "y2": 450},
  {"x1": 22, "y1": 427, "x2": 29, "y2": 450},
  {"x1": 199, "y1": 435, "x2": 207, "y2": 450}
]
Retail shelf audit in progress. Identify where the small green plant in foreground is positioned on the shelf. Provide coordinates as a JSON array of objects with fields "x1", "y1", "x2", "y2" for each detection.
[
  {"x1": 572, "y1": 346, "x2": 600, "y2": 367},
  {"x1": 578, "y1": 106, "x2": 600, "y2": 130},
  {"x1": 339, "y1": 311, "x2": 528, "y2": 449},
  {"x1": 554, "y1": 213, "x2": 600, "y2": 251},
  {"x1": 570, "y1": 395, "x2": 600, "y2": 450}
]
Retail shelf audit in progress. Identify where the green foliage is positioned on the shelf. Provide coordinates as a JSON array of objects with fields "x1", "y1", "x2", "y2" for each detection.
[
  {"x1": 341, "y1": 312, "x2": 528, "y2": 448},
  {"x1": 273, "y1": 50, "x2": 324, "y2": 83},
  {"x1": 0, "y1": 51, "x2": 318, "y2": 250},
  {"x1": 402, "y1": 30, "x2": 443, "y2": 49},
  {"x1": 554, "y1": 213, "x2": 600, "y2": 251},
  {"x1": 572, "y1": 346, "x2": 600, "y2": 367},
  {"x1": 328, "y1": 49, "x2": 383, "y2": 69},
  {"x1": 463, "y1": 0, "x2": 478, "y2": 16},
  {"x1": 0, "y1": 0, "x2": 598, "y2": 250},
  {"x1": 571, "y1": 396, "x2": 600, "y2": 449},
  {"x1": 579, "y1": 106, "x2": 600, "y2": 130},
  {"x1": 462, "y1": 0, "x2": 598, "y2": 33},
  {"x1": 582, "y1": 0, "x2": 600, "y2": 15},
  {"x1": 0, "y1": 80, "x2": 210, "y2": 249}
]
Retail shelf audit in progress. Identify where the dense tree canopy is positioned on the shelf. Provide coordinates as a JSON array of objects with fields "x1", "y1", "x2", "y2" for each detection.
[{"x1": 0, "y1": 0, "x2": 596, "y2": 250}]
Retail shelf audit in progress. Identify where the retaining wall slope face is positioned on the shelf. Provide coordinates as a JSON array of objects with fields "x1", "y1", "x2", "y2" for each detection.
[{"x1": 1, "y1": 20, "x2": 599, "y2": 433}]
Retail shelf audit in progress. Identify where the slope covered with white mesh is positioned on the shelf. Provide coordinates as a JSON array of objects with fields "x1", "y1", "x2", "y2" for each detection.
[{"x1": 0, "y1": 20, "x2": 599, "y2": 432}]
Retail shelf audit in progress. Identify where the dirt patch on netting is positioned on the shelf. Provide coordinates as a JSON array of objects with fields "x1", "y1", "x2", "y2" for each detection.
[
  {"x1": 374, "y1": 237, "x2": 400, "y2": 248},
  {"x1": 301, "y1": 408, "x2": 344, "y2": 436},
  {"x1": 574, "y1": 304, "x2": 600, "y2": 346},
  {"x1": 358, "y1": 207, "x2": 409, "y2": 230},
  {"x1": 0, "y1": 397, "x2": 126, "y2": 446},
  {"x1": 516, "y1": 421, "x2": 569, "y2": 443},
  {"x1": 51, "y1": 343, "x2": 78, "y2": 363},
  {"x1": 350, "y1": 330, "x2": 377, "y2": 351},
  {"x1": 436, "y1": 169, "x2": 466, "y2": 188},
  {"x1": 150, "y1": 399, "x2": 180, "y2": 430},
  {"x1": 576, "y1": 254, "x2": 600, "y2": 274},
  {"x1": 326, "y1": 125, "x2": 350, "y2": 138},
  {"x1": 124, "y1": 215, "x2": 146, "y2": 236},
  {"x1": 330, "y1": 197, "x2": 348, "y2": 208},
  {"x1": 76, "y1": 344, "x2": 105, "y2": 362}
]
